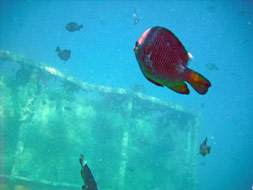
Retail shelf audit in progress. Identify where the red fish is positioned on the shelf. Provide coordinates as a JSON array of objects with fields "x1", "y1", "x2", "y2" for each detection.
[{"x1": 134, "y1": 26, "x2": 211, "y2": 94}]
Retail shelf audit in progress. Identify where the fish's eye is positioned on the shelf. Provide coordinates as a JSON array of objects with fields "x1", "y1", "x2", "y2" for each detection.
[{"x1": 135, "y1": 41, "x2": 139, "y2": 48}]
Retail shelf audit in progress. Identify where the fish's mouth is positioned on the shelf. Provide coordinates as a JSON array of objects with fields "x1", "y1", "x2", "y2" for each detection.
[
  {"x1": 134, "y1": 41, "x2": 140, "y2": 53},
  {"x1": 134, "y1": 46, "x2": 137, "y2": 53},
  {"x1": 134, "y1": 28, "x2": 150, "y2": 54}
]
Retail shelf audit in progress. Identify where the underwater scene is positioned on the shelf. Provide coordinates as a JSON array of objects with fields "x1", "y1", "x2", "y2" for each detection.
[{"x1": 0, "y1": 1, "x2": 252, "y2": 190}]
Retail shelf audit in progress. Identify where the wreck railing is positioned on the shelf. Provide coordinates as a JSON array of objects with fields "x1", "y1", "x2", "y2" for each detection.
[{"x1": 0, "y1": 50, "x2": 199, "y2": 190}]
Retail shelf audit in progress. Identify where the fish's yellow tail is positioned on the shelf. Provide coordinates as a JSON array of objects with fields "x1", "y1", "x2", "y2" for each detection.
[{"x1": 185, "y1": 69, "x2": 211, "y2": 94}]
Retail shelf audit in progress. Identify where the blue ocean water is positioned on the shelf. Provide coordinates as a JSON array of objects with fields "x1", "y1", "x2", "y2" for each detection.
[{"x1": 0, "y1": 0, "x2": 252, "y2": 190}]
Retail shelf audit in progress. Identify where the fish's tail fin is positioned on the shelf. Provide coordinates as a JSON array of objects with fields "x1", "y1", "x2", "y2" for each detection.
[
  {"x1": 55, "y1": 46, "x2": 61, "y2": 53},
  {"x1": 184, "y1": 68, "x2": 211, "y2": 94},
  {"x1": 207, "y1": 146, "x2": 211, "y2": 154},
  {"x1": 79, "y1": 24, "x2": 83, "y2": 29}
]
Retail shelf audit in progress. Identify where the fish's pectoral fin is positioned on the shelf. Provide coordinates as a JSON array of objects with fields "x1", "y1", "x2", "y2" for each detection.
[
  {"x1": 165, "y1": 81, "x2": 190, "y2": 94},
  {"x1": 144, "y1": 75, "x2": 163, "y2": 87},
  {"x1": 183, "y1": 68, "x2": 211, "y2": 94}
]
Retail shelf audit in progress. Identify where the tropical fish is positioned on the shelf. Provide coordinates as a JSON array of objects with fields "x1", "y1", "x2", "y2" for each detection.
[
  {"x1": 79, "y1": 154, "x2": 98, "y2": 190},
  {"x1": 134, "y1": 26, "x2": 211, "y2": 95},
  {"x1": 199, "y1": 137, "x2": 211, "y2": 157},
  {"x1": 55, "y1": 46, "x2": 71, "y2": 61},
  {"x1": 66, "y1": 22, "x2": 83, "y2": 32}
]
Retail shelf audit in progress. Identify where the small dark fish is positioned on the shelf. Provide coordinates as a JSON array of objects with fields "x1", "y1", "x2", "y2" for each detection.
[
  {"x1": 66, "y1": 22, "x2": 83, "y2": 32},
  {"x1": 199, "y1": 137, "x2": 211, "y2": 157},
  {"x1": 134, "y1": 26, "x2": 211, "y2": 95},
  {"x1": 55, "y1": 46, "x2": 71, "y2": 61},
  {"x1": 79, "y1": 154, "x2": 98, "y2": 190},
  {"x1": 206, "y1": 63, "x2": 219, "y2": 71}
]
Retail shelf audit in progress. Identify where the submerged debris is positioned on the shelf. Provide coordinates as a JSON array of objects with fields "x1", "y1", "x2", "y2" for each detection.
[{"x1": 0, "y1": 50, "x2": 200, "y2": 190}]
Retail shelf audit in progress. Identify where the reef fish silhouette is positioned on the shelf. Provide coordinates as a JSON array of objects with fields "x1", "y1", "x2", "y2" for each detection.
[
  {"x1": 55, "y1": 46, "x2": 71, "y2": 61},
  {"x1": 66, "y1": 22, "x2": 83, "y2": 32},
  {"x1": 134, "y1": 26, "x2": 211, "y2": 95},
  {"x1": 79, "y1": 154, "x2": 98, "y2": 190},
  {"x1": 199, "y1": 137, "x2": 211, "y2": 157}
]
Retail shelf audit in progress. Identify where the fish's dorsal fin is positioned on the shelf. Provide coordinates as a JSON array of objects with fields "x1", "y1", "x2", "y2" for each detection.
[{"x1": 55, "y1": 46, "x2": 61, "y2": 53}]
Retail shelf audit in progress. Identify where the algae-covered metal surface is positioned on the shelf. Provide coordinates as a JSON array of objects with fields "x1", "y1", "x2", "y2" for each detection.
[{"x1": 0, "y1": 50, "x2": 199, "y2": 190}]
